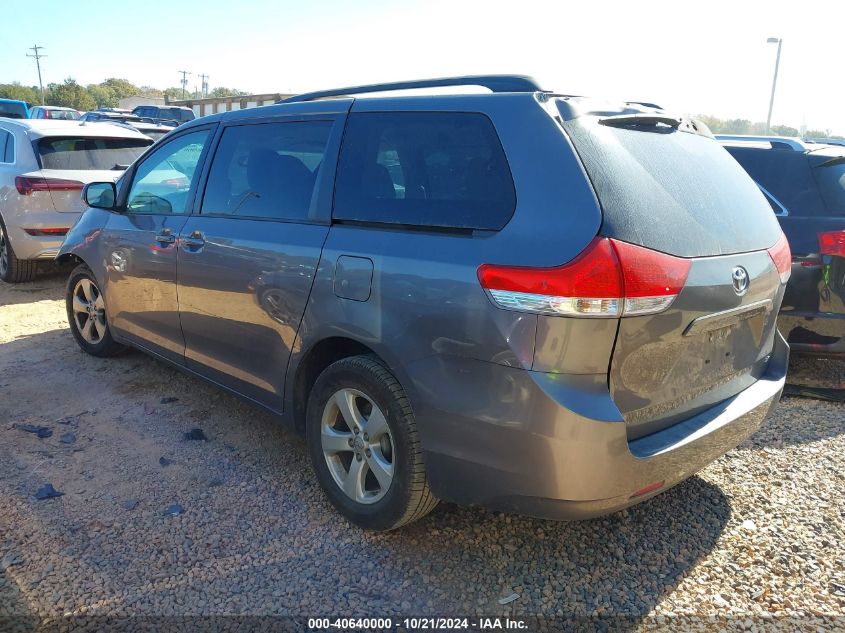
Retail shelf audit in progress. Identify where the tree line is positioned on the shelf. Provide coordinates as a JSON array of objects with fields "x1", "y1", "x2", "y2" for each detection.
[
  {"x1": 695, "y1": 115, "x2": 841, "y2": 140},
  {"x1": 0, "y1": 78, "x2": 247, "y2": 111}
]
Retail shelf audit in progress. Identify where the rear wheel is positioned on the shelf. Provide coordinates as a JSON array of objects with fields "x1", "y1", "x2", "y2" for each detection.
[
  {"x1": 0, "y1": 218, "x2": 37, "y2": 284},
  {"x1": 66, "y1": 264, "x2": 125, "y2": 357},
  {"x1": 306, "y1": 355, "x2": 438, "y2": 531}
]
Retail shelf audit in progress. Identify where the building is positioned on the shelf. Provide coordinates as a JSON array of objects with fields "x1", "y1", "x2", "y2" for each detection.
[
  {"x1": 166, "y1": 93, "x2": 294, "y2": 118},
  {"x1": 118, "y1": 95, "x2": 165, "y2": 111}
]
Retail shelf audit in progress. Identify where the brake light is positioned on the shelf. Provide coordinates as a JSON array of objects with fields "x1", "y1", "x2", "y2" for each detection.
[
  {"x1": 766, "y1": 233, "x2": 792, "y2": 284},
  {"x1": 819, "y1": 230, "x2": 845, "y2": 257},
  {"x1": 15, "y1": 176, "x2": 84, "y2": 196},
  {"x1": 477, "y1": 238, "x2": 691, "y2": 317}
]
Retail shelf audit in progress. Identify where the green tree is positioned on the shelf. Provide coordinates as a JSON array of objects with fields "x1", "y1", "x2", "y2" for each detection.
[
  {"x1": 138, "y1": 85, "x2": 164, "y2": 97},
  {"x1": 0, "y1": 83, "x2": 40, "y2": 105},
  {"x1": 100, "y1": 78, "x2": 140, "y2": 100},
  {"x1": 770, "y1": 124, "x2": 799, "y2": 137},
  {"x1": 86, "y1": 84, "x2": 118, "y2": 108},
  {"x1": 47, "y1": 78, "x2": 96, "y2": 111},
  {"x1": 209, "y1": 87, "x2": 247, "y2": 98}
]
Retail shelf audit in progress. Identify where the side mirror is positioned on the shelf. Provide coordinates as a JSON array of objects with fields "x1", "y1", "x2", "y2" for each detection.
[{"x1": 82, "y1": 182, "x2": 117, "y2": 210}]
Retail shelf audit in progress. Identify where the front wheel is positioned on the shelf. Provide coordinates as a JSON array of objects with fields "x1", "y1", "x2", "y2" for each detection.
[
  {"x1": 66, "y1": 264, "x2": 125, "y2": 357},
  {"x1": 306, "y1": 355, "x2": 438, "y2": 531}
]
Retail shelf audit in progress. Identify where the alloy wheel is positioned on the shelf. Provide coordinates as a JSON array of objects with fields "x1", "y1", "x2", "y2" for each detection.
[
  {"x1": 320, "y1": 388, "x2": 395, "y2": 504},
  {"x1": 71, "y1": 278, "x2": 107, "y2": 345}
]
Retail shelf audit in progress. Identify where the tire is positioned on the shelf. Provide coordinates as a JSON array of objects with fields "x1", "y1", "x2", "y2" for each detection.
[
  {"x1": 306, "y1": 355, "x2": 438, "y2": 531},
  {"x1": 66, "y1": 264, "x2": 125, "y2": 357},
  {"x1": 0, "y1": 217, "x2": 37, "y2": 284}
]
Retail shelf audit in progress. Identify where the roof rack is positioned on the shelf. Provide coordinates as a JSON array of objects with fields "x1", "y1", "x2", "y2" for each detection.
[
  {"x1": 279, "y1": 75, "x2": 545, "y2": 104},
  {"x1": 714, "y1": 135, "x2": 805, "y2": 152}
]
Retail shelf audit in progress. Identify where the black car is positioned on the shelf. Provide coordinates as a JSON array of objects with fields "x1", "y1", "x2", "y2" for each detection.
[
  {"x1": 719, "y1": 135, "x2": 845, "y2": 357},
  {"x1": 131, "y1": 105, "x2": 195, "y2": 125}
]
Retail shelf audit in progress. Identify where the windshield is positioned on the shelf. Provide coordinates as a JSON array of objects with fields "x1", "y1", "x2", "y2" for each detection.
[
  {"x1": 47, "y1": 109, "x2": 80, "y2": 121},
  {"x1": 812, "y1": 161, "x2": 845, "y2": 215},
  {"x1": 38, "y1": 137, "x2": 151, "y2": 170},
  {"x1": 0, "y1": 103, "x2": 27, "y2": 119}
]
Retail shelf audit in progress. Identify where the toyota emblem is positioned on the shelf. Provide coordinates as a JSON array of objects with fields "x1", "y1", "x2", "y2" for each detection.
[{"x1": 732, "y1": 266, "x2": 749, "y2": 296}]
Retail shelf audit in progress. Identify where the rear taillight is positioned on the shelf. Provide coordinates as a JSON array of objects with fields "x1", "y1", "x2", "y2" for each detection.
[
  {"x1": 477, "y1": 238, "x2": 691, "y2": 317},
  {"x1": 767, "y1": 233, "x2": 792, "y2": 284},
  {"x1": 819, "y1": 230, "x2": 845, "y2": 257},
  {"x1": 15, "y1": 176, "x2": 84, "y2": 196}
]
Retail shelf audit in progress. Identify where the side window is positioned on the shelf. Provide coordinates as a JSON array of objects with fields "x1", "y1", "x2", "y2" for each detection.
[
  {"x1": 0, "y1": 130, "x2": 13, "y2": 163},
  {"x1": 728, "y1": 148, "x2": 824, "y2": 216},
  {"x1": 126, "y1": 129, "x2": 209, "y2": 214},
  {"x1": 333, "y1": 112, "x2": 516, "y2": 230},
  {"x1": 201, "y1": 120, "x2": 332, "y2": 221}
]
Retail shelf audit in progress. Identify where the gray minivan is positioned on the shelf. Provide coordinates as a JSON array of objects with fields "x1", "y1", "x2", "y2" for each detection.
[{"x1": 58, "y1": 76, "x2": 791, "y2": 530}]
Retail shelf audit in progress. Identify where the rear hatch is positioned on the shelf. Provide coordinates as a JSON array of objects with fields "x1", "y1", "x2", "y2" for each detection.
[
  {"x1": 34, "y1": 135, "x2": 151, "y2": 212},
  {"x1": 559, "y1": 104, "x2": 787, "y2": 439}
]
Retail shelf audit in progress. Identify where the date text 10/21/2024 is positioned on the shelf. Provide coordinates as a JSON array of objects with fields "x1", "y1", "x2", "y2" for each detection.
[{"x1": 307, "y1": 618, "x2": 528, "y2": 630}]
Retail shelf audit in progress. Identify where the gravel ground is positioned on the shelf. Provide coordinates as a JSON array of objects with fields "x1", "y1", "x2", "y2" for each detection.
[{"x1": 1, "y1": 270, "x2": 844, "y2": 628}]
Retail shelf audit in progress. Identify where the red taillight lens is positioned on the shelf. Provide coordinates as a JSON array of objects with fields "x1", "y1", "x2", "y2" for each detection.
[
  {"x1": 767, "y1": 233, "x2": 792, "y2": 284},
  {"x1": 15, "y1": 176, "x2": 85, "y2": 196},
  {"x1": 477, "y1": 238, "x2": 691, "y2": 317},
  {"x1": 23, "y1": 228, "x2": 69, "y2": 236},
  {"x1": 819, "y1": 230, "x2": 845, "y2": 257}
]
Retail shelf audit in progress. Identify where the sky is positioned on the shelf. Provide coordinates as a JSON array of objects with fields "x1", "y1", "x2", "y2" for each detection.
[{"x1": 3, "y1": 0, "x2": 844, "y2": 134}]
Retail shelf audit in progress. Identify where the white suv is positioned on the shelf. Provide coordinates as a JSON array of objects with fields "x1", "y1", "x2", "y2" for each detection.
[{"x1": 0, "y1": 119, "x2": 152, "y2": 282}]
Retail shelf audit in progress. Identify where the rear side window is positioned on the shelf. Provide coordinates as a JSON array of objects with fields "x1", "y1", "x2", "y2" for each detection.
[
  {"x1": 0, "y1": 103, "x2": 26, "y2": 119},
  {"x1": 38, "y1": 137, "x2": 152, "y2": 170},
  {"x1": 201, "y1": 121, "x2": 332, "y2": 221},
  {"x1": 334, "y1": 112, "x2": 516, "y2": 230},
  {"x1": 726, "y1": 148, "x2": 826, "y2": 216},
  {"x1": 0, "y1": 130, "x2": 13, "y2": 163}
]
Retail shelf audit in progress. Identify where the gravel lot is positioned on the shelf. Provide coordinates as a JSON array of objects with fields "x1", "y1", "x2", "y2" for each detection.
[{"x1": 1, "y1": 269, "x2": 844, "y2": 627}]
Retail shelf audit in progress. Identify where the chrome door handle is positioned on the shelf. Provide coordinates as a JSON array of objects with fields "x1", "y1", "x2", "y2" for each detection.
[
  {"x1": 154, "y1": 233, "x2": 176, "y2": 244},
  {"x1": 181, "y1": 231, "x2": 205, "y2": 249}
]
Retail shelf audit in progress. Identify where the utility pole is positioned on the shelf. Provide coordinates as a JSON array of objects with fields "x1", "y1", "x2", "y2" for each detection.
[
  {"x1": 765, "y1": 38, "x2": 782, "y2": 134},
  {"x1": 199, "y1": 74, "x2": 209, "y2": 98},
  {"x1": 27, "y1": 45, "x2": 47, "y2": 105},
  {"x1": 178, "y1": 70, "x2": 192, "y2": 99}
]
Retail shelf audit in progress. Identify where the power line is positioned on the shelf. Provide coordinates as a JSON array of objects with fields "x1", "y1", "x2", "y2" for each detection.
[
  {"x1": 26, "y1": 45, "x2": 47, "y2": 105},
  {"x1": 178, "y1": 70, "x2": 192, "y2": 99}
]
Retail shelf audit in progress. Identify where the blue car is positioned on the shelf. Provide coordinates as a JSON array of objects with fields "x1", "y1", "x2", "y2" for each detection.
[{"x1": 0, "y1": 99, "x2": 30, "y2": 120}]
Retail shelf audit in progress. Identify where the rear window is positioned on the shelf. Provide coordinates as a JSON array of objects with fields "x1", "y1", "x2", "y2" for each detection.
[
  {"x1": 0, "y1": 103, "x2": 26, "y2": 119},
  {"x1": 562, "y1": 116, "x2": 783, "y2": 257},
  {"x1": 38, "y1": 137, "x2": 152, "y2": 170},
  {"x1": 334, "y1": 112, "x2": 516, "y2": 231},
  {"x1": 810, "y1": 159, "x2": 845, "y2": 215},
  {"x1": 47, "y1": 109, "x2": 80, "y2": 121}
]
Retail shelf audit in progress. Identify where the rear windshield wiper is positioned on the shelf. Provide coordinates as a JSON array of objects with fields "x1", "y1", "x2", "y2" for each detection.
[
  {"x1": 599, "y1": 113, "x2": 682, "y2": 129},
  {"x1": 111, "y1": 164, "x2": 130, "y2": 170}
]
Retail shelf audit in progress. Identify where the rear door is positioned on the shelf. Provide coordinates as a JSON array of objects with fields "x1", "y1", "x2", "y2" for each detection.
[
  {"x1": 176, "y1": 109, "x2": 347, "y2": 411},
  {"x1": 102, "y1": 126, "x2": 214, "y2": 363},
  {"x1": 561, "y1": 111, "x2": 787, "y2": 439}
]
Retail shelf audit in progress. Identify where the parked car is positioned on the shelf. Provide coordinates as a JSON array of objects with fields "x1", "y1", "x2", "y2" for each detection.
[
  {"x1": 29, "y1": 106, "x2": 81, "y2": 121},
  {"x1": 131, "y1": 105, "x2": 195, "y2": 125},
  {"x1": 79, "y1": 112, "x2": 176, "y2": 142},
  {"x1": 0, "y1": 99, "x2": 30, "y2": 120},
  {"x1": 0, "y1": 119, "x2": 153, "y2": 282},
  {"x1": 59, "y1": 75, "x2": 790, "y2": 530},
  {"x1": 718, "y1": 135, "x2": 844, "y2": 357}
]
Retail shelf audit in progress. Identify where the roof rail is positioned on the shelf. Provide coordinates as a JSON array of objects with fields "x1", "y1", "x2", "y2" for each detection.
[
  {"x1": 714, "y1": 135, "x2": 806, "y2": 152},
  {"x1": 279, "y1": 75, "x2": 545, "y2": 104}
]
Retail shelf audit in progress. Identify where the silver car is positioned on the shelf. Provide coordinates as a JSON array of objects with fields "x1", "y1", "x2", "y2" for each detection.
[{"x1": 0, "y1": 119, "x2": 152, "y2": 282}]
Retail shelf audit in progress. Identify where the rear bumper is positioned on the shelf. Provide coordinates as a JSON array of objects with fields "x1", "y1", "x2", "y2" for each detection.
[
  {"x1": 413, "y1": 331, "x2": 788, "y2": 521},
  {"x1": 4, "y1": 212, "x2": 79, "y2": 261},
  {"x1": 778, "y1": 311, "x2": 845, "y2": 358}
]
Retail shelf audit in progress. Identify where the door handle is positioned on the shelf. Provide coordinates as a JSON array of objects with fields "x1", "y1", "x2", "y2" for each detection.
[
  {"x1": 181, "y1": 230, "x2": 205, "y2": 249},
  {"x1": 154, "y1": 229, "x2": 176, "y2": 245}
]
